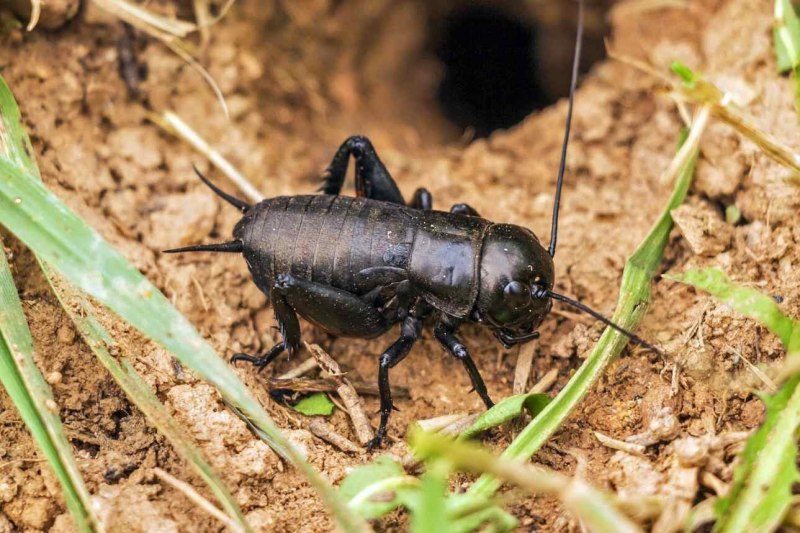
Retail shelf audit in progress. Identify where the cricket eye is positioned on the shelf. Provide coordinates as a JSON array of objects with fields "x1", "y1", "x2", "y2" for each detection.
[{"x1": 503, "y1": 281, "x2": 531, "y2": 308}]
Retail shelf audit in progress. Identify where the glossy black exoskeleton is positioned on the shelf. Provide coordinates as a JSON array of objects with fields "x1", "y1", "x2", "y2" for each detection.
[{"x1": 165, "y1": 1, "x2": 656, "y2": 449}]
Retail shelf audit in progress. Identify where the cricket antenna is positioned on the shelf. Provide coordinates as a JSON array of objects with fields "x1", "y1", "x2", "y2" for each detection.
[
  {"x1": 548, "y1": 0, "x2": 584, "y2": 258},
  {"x1": 193, "y1": 165, "x2": 252, "y2": 213},
  {"x1": 545, "y1": 289, "x2": 664, "y2": 356},
  {"x1": 163, "y1": 240, "x2": 243, "y2": 254}
]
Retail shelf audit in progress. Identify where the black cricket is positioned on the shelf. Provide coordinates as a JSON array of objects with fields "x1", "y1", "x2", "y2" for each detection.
[{"x1": 165, "y1": 1, "x2": 658, "y2": 449}]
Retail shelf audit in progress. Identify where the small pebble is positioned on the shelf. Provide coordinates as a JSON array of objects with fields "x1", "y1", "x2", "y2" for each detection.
[{"x1": 46, "y1": 371, "x2": 62, "y2": 385}]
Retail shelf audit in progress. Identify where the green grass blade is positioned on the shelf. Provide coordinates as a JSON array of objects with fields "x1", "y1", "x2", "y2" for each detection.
[
  {"x1": 665, "y1": 268, "x2": 800, "y2": 355},
  {"x1": 0, "y1": 242, "x2": 98, "y2": 532},
  {"x1": 0, "y1": 72, "x2": 249, "y2": 530},
  {"x1": 774, "y1": 0, "x2": 800, "y2": 115},
  {"x1": 413, "y1": 430, "x2": 642, "y2": 533},
  {"x1": 44, "y1": 268, "x2": 252, "y2": 531},
  {"x1": 0, "y1": 75, "x2": 368, "y2": 533},
  {"x1": 459, "y1": 392, "x2": 550, "y2": 440},
  {"x1": 469, "y1": 125, "x2": 699, "y2": 498},
  {"x1": 773, "y1": 0, "x2": 800, "y2": 114},
  {"x1": 774, "y1": 0, "x2": 800, "y2": 72},
  {"x1": 667, "y1": 267, "x2": 800, "y2": 532},
  {"x1": 714, "y1": 377, "x2": 800, "y2": 533},
  {"x1": 411, "y1": 461, "x2": 451, "y2": 533}
]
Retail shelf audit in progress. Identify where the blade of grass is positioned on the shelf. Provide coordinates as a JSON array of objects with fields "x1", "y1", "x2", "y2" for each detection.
[
  {"x1": 713, "y1": 376, "x2": 800, "y2": 532},
  {"x1": 665, "y1": 268, "x2": 800, "y2": 355},
  {"x1": 458, "y1": 392, "x2": 550, "y2": 440},
  {"x1": 0, "y1": 243, "x2": 99, "y2": 532},
  {"x1": 412, "y1": 430, "x2": 642, "y2": 533},
  {"x1": 26, "y1": 0, "x2": 41, "y2": 30},
  {"x1": 774, "y1": 0, "x2": 800, "y2": 114},
  {"x1": 45, "y1": 270, "x2": 252, "y2": 531},
  {"x1": 91, "y1": 0, "x2": 196, "y2": 37},
  {"x1": 411, "y1": 460, "x2": 451, "y2": 533},
  {"x1": 469, "y1": 117, "x2": 701, "y2": 498},
  {"x1": 0, "y1": 75, "x2": 367, "y2": 532},
  {"x1": 667, "y1": 267, "x2": 800, "y2": 532}
]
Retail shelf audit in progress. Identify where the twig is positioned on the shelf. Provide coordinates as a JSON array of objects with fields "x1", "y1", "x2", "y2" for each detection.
[
  {"x1": 308, "y1": 418, "x2": 361, "y2": 453},
  {"x1": 277, "y1": 358, "x2": 318, "y2": 380},
  {"x1": 268, "y1": 377, "x2": 410, "y2": 397},
  {"x1": 149, "y1": 111, "x2": 262, "y2": 202},
  {"x1": 153, "y1": 468, "x2": 244, "y2": 533},
  {"x1": 594, "y1": 431, "x2": 647, "y2": 457},
  {"x1": 530, "y1": 368, "x2": 559, "y2": 394},
  {"x1": 416, "y1": 413, "x2": 469, "y2": 433},
  {"x1": 513, "y1": 344, "x2": 536, "y2": 395},
  {"x1": 699, "y1": 471, "x2": 727, "y2": 495},
  {"x1": 305, "y1": 343, "x2": 374, "y2": 445}
]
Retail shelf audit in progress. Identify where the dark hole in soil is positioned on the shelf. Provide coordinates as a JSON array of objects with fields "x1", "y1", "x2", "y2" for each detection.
[{"x1": 434, "y1": 3, "x2": 603, "y2": 137}]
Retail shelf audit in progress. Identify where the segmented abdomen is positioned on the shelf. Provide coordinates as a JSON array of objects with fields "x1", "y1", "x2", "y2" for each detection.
[{"x1": 235, "y1": 195, "x2": 416, "y2": 294}]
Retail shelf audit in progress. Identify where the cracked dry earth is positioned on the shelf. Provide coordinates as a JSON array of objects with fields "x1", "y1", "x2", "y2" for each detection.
[{"x1": 0, "y1": 0, "x2": 799, "y2": 530}]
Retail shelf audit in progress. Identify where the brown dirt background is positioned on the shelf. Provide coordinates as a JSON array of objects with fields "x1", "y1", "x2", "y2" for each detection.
[{"x1": 1, "y1": 0, "x2": 799, "y2": 530}]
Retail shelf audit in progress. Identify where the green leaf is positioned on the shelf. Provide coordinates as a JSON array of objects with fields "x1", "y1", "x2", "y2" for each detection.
[
  {"x1": 671, "y1": 61, "x2": 698, "y2": 87},
  {"x1": 666, "y1": 267, "x2": 800, "y2": 531},
  {"x1": 411, "y1": 460, "x2": 451, "y2": 533},
  {"x1": 412, "y1": 430, "x2": 642, "y2": 533},
  {"x1": 0, "y1": 246, "x2": 98, "y2": 532},
  {"x1": 0, "y1": 74, "x2": 368, "y2": 533},
  {"x1": 1, "y1": 66, "x2": 250, "y2": 531},
  {"x1": 45, "y1": 271, "x2": 251, "y2": 531},
  {"x1": 293, "y1": 393, "x2": 336, "y2": 416},
  {"x1": 713, "y1": 377, "x2": 800, "y2": 532},
  {"x1": 666, "y1": 268, "x2": 800, "y2": 354},
  {"x1": 459, "y1": 393, "x2": 550, "y2": 440},
  {"x1": 774, "y1": 0, "x2": 800, "y2": 72},
  {"x1": 449, "y1": 504, "x2": 517, "y2": 533},
  {"x1": 469, "y1": 123, "x2": 699, "y2": 499},
  {"x1": 340, "y1": 456, "x2": 418, "y2": 519}
]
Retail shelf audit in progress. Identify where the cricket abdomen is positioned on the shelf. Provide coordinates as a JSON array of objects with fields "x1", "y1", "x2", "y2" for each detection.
[{"x1": 234, "y1": 195, "x2": 416, "y2": 295}]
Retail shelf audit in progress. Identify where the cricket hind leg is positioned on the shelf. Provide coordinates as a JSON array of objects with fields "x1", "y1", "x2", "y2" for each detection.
[
  {"x1": 272, "y1": 273, "x2": 390, "y2": 338},
  {"x1": 320, "y1": 135, "x2": 406, "y2": 205}
]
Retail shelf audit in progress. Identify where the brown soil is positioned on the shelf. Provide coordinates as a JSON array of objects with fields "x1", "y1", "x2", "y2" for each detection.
[{"x1": 1, "y1": 0, "x2": 798, "y2": 531}]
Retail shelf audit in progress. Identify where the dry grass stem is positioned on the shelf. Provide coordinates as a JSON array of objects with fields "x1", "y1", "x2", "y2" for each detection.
[
  {"x1": 529, "y1": 368, "x2": 559, "y2": 394},
  {"x1": 152, "y1": 111, "x2": 262, "y2": 202},
  {"x1": 26, "y1": 0, "x2": 41, "y2": 30},
  {"x1": 513, "y1": 344, "x2": 537, "y2": 395},
  {"x1": 594, "y1": 431, "x2": 647, "y2": 457},
  {"x1": 268, "y1": 377, "x2": 408, "y2": 397},
  {"x1": 153, "y1": 467, "x2": 244, "y2": 533}
]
